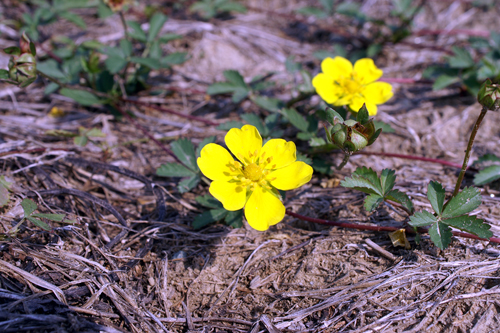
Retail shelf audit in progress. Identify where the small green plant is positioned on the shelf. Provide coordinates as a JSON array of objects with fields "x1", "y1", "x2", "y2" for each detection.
[
  {"x1": 193, "y1": 195, "x2": 243, "y2": 229},
  {"x1": 189, "y1": 0, "x2": 246, "y2": 19},
  {"x1": 17, "y1": 198, "x2": 75, "y2": 232},
  {"x1": 46, "y1": 127, "x2": 105, "y2": 147},
  {"x1": 156, "y1": 137, "x2": 216, "y2": 193}
]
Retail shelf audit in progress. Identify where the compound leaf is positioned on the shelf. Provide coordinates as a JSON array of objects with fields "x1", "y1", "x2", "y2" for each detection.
[
  {"x1": 444, "y1": 215, "x2": 492, "y2": 239},
  {"x1": 442, "y1": 187, "x2": 481, "y2": 218},
  {"x1": 428, "y1": 221, "x2": 452, "y2": 250},
  {"x1": 409, "y1": 210, "x2": 437, "y2": 227},
  {"x1": 178, "y1": 174, "x2": 200, "y2": 193},
  {"x1": 21, "y1": 198, "x2": 37, "y2": 217},
  {"x1": 474, "y1": 165, "x2": 500, "y2": 186},
  {"x1": 427, "y1": 181, "x2": 445, "y2": 216},
  {"x1": 195, "y1": 194, "x2": 223, "y2": 209},
  {"x1": 156, "y1": 163, "x2": 196, "y2": 178},
  {"x1": 386, "y1": 189, "x2": 414, "y2": 214},
  {"x1": 170, "y1": 138, "x2": 198, "y2": 172},
  {"x1": 380, "y1": 168, "x2": 396, "y2": 194},
  {"x1": 364, "y1": 193, "x2": 383, "y2": 212},
  {"x1": 192, "y1": 208, "x2": 227, "y2": 229}
]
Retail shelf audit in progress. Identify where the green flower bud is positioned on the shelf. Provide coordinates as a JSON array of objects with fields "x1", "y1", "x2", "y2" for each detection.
[
  {"x1": 349, "y1": 129, "x2": 369, "y2": 152},
  {"x1": 5, "y1": 34, "x2": 37, "y2": 87},
  {"x1": 478, "y1": 79, "x2": 500, "y2": 111},
  {"x1": 333, "y1": 128, "x2": 347, "y2": 146}
]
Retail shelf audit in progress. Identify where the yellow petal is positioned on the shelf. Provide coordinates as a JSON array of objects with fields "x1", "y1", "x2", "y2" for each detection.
[
  {"x1": 364, "y1": 102, "x2": 378, "y2": 116},
  {"x1": 348, "y1": 95, "x2": 366, "y2": 112},
  {"x1": 321, "y1": 56, "x2": 353, "y2": 81},
  {"x1": 353, "y1": 58, "x2": 383, "y2": 84},
  {"x1": 260, "y1": 139, "x2": 296, "y2": 170},
  {"x1": 225, "y1": 125, "x2": 262, "y2": 165},
  {"x1": 312, "y1": 73, "x2": 342, "y2": 104},
  {"x1": 362, "y1": 82, "x2": 394, "y2": 104},
  {"x1": 209, "y1": 179, "x2": 246, "y2": 211},
  {"x1": 244, "y1": 186, "x2": 285, "y2": 231},
  {"x1": 268, "y1": 161, "x2": 313, "y2": 191},
  {"x1": 197, "y1": 143, "x2": 237, "y2": 181}
]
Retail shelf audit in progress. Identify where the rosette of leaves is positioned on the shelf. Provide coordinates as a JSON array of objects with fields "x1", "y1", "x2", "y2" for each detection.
[
  {"x1": 192, "y1": 195, "x2": 243, "y2": 229},
  {"x1": 341, "y1": 167, "x2": 413, "y2": 213},
  {"x1": 156, "y1": 137, "x2": 215, "y2": 193},
  {"x1": 324, "y1": 105, "x2": 381, "y2": 153},
  {"x1": 409, "y1": 182, "x2": 492, "y2": 249},
  {"x1": 19, "y1": 198, "x2": 75, "y2": 232}
]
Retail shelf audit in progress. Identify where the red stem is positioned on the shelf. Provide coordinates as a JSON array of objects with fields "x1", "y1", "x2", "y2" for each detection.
[
  {"x1": 286, "y1": 210, "x2": 500, "y2": 244},
  {"x1": 122, "y1": 98, "x2": 219, "y2": 126}
]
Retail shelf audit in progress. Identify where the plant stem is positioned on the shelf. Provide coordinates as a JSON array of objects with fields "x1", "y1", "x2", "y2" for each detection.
[
  {"x1": 36, "y1": 70, "x2": 113, "y2": 99},
  {"x1": 285, "y1": 210, "x2": 500, "y2": 244},
  {"x1": 452, "y1": 106, "x2": 488, "y2": 197},
  {"x1": 336, "y1": 153, "x2": 351, "y2": 170},
  {"x1": 354, "y1": 151, "x2": 474, "y2": 170},
  {"x1": 119, "y1": 11, "x2": 130, "y2": 42}
]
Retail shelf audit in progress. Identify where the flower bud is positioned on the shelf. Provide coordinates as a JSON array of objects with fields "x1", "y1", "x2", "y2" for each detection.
[
  {"x1": 332, "y1": 128, "x2": 346, "y2": 146},
  {"x1": 349, "y1": 128, "x2": 369, "y2": 152},
  {"x1": 5, "y1": 34, "x2": 37, "y2": 87},
  {"x1": 478, "y1": 79, "x2": 500, "y2": 111}
]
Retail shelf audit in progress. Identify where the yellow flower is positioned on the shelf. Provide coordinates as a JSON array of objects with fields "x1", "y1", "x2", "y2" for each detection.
[
  {"x1": 197, "y1": 125, "x2": 313, "y2": 231},
  {"x1": 312, "y1": 56, "x2": 393, "y2": 116}
]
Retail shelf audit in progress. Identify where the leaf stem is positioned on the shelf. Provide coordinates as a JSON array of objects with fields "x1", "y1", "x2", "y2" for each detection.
[
  {"x1": 452, "y1": 106, "x2": 488, "y2": 197},
  {"x1": 336, "y1": 153, "x2": 351, "y2": 170},
  {"x1": 285, "y1": 210, "x2": 500, "y2": 244}
]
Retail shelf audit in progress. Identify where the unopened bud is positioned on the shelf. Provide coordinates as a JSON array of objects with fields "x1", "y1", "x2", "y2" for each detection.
[{"x1": 478, "y1": 79, "x2": 500, "y2": 111}]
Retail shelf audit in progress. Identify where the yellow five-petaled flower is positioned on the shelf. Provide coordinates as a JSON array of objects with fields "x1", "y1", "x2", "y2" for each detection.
[
  {"x1": 197, "y1": 125, "x2": 313, "y2": 231},
  {"x1": 312, "y1": 56, "x2": 393, "y2": 116}
]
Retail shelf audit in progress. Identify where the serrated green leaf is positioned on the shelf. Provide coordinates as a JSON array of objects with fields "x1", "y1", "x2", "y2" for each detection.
[
  {"x1": 473, "y1": 153, "x2": 500, "y2": 166},
  {"x1": 282, "y1": 108, "x2": 309, "y2": 133},
  {"x1": 207, "y1": 82, "x2": 240, "y2": 95},
  {"x1": 86, "y1": 128, "x2": 105, "y2": 137},
  {"x1": 148, "y1": 13, "x2": 168, "y2": 42},
  {"x1": 341, "y1": 177, "x2": 380, "y2": 195},
  {"x1": 192, "y1": 208, "x2": 228, "y2": 229},
  {"x1": 60, "y1": 88, "x2": 103, "y2": 106},
  {"x1": 27, "y1": 216, "x2": 51, "y2": 231},
  {"x1": 37, "y1": 59, "x2": 67, "y2": 80},
  {"x1": 170, "y1": 138, "x2": 198, "y2": 171},
  {"x1": 216, "y1": 121, "x2": 245, "y2": 130},
  {"x1": 58, "y1": 11, "x2": 86, "y2": 29},
  {"x1": 195, "y1": 194, "x2": 223, "y2": 209},
  {"x1": 428, "y1": 221, "x2": 452, "y2": 250},
  {"x1": 474, "y1": 165, "x2": 500, "y2": 186},
  {"x1": 130, "y1": 57, "x2": 160, "y2": 69},
  {"x1": 217, "y1": 2, "x2": 246, "y2": 13},
  {"x1": 442, "y1": 187, "x2": 481, "y2": 218},
  {"x1": 223, "y1": 70, "x2": 247, "y2": 88},
  {"x1": 196, "y1": 136, "x2": 217, "y2": 157},
  {"x1": 309, "y1": 137, "x2": 326, "y2": 147},
  {"x1": 231, "y1": 88, "x2": 250, "y2": 103},
  {"x1": 348, "y1": 167, "x2": 383, "y2": 195},
  {"x1": 448, "y1": 46, "x2": 474, "y2": 68},
  {"x1": 380, "y1": 169, "x2": 396, "y2": 194},
  {"x1": 296, "y1": 132, "x2": 314, "y2": 141},
  {"x1": 105, "y1": 56, "x2": 128, "y2": 74},
  {"x1": 224, "y1": 209, "x2": 243, "y2": 228},
  {"x1": 178, "y1": 174, "x2": 200, "y2": 193},
  {"x1": 74, "y1": 136, "x2": 88, "y2": 146},
  {"x1": 433, "y1": 74, "x2": 460, "y2": 91},
  {"x1": 127, "y1": 20, "x2": 147, "y2": 42},
  {"x1": 241, "y1": 113, "x2": 266, "y2": 134},
  {"x1": 444, "y1": 215, "x2": 492, "y2": 239},
  {"x1": 386, "y1": 189, "x2": 414, "y2": 214},
  {"x1": 427, "y1": 181, "x2": 445, "y2": 216},
  {"x1": 251, "y1": 96, "x2": 283, "y2": 112},
  {"x1": 31, "y1": 213, "x2": 65, "y2": 222},
  {"x1": 409, "y1": 210, "x2": 437, "y2": 227},
  {"x1": 120, "y1": 39, "x2": 133, "y2": 57},
  {"x1": 157, "y1": 163, "x2": 196, "y2": 178},
  {"x1": 364, "y1": 193, "x2": 384, "y2": 212},
  {"x1": 373, "y1": 120, "x2": 395, "y2": 133},
  {"x1": 158, "y1": 34, "x2": 183, "y2": 43},
  {"x1": 161, "y1": 52, "x2": 188, "y2": 66},
  {"x1": 21, "y1": 198, "x2": 38, "y2": 217}
]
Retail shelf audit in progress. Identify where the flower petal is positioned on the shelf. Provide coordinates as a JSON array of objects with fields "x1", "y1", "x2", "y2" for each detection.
[
  {"x1": 244, "y1": 186, "x2": 285, "y2": 231},
  {"x1": 197, "y1": 143, "x2": 237, "y2": 181},
  {"x1": 364, "y1": 102, "x2": 378, "y2": 116},
  {"x1": 312, "y1": 73, "x2": 342, "y2": 104},
  {"x1": 268, "y1": 161, "x2": 313, "y2": 191},
  {"x1": 362, "y1": 82, "x2": 394, "y2": 105},
  {"x1": 209, "y1": 179, "x2": 246, "y2": 211},
  {"x1": 260, "y1": 139, "x2": 296, "y2": 170},
  {"x1": 225, "y1": 125, "x2": 262, "y2": 165},
  {"x1": 348, "y1": 95, "x2": 366, "y2": 112},
  {"x1": 321, "y1": 56, "x2": 353, "y2": 81},
  {"x1": 353, "y1": 58, "x2": 383, "y2": 84}
]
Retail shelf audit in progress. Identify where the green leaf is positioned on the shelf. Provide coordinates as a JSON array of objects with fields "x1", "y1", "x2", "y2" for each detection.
[
  {"x1": 192, "y1": 208, "x2": 228, "y2": 229},
  {"x1": 127, "y1": 20, "x2": 147, "y2": 42},
  {"x1": 313, "y1": 50, "x2": 338, "y2": 60},
  {"x1": 196, "y1": 136, "x2": 217, "y2": 157},
  {"x1": 21, "y1": 198, "x2": 38, "y2": 217},
  {"x1": 58, "y1": 11, "x2": 86, "y2": 29},
  {"x1": 433, "y1": 74, "x2": 460, "y2": 91},
  {"x1": 0, "y1": 69, "x2": 9, "y2": 80},
  {"x1": 158, "y1": 34, "x2": 183, "y2": 43},
  {"x1": 356, "y1": 105, "x2": 369, "y2": 124},
  {"x1": 444, "y1": 215, "x2": 492, "y2": 239},
  {"x1": 223, "y1": 70, "x2": 247, "y2": 88},
  {"x1": 251, "y1": 96, "x2": 283, "y2": 112},
  {"x1": 216, "y1": 121, "x2": 244, "y2": 130},
  {"x1": 241, "y1": 113, "x2": 266, "y2": 134},
  {"x1": 73, "y1": 136, "x2": 88, "y2": 146},
  {"x1": 409, "y1": 210, "x2": 437, "y2": 227},
  {"x1": 217, "y1": 2, "x2": 247, "y2": 13},
  {"x1": 373, "y1": 120, "x2": 395, "y2": 133},
  {"x1": 296, "y1": 152, "x2": 312, "y2": 165},
  {"x1": 130, "y1": 57, "x2": 160, "y2": 69},
  {"x1": 3, "y1": 46, "x2": 21, "y2": 55},
  {"x1": 448, "y1": 46, "x2": 474, "y2": 68},
  {"x1": 120, "y1": 39, "x2": 133, "y2": 57},
  {"x1": 364, "y1": 193, "x2": 384, "y2": 212},
  {"x1": 231, "y1": 88, "x2": 250, "y2": 103},
  {"x1": 311, "y1": 158, "x2": 332, "y2": 175},
  {"x1": 27, "y1": 216, "x2": 51, "y2": 231},
  {"x1": 474, "y1": 165, "x2": 500, "y2": 186},
  {"x1": 86, "y1": 128, "x2": 105, "y2": 137},
  {"x1": 473, "y1": 153, "x2": 500, "y2": 166},
  {"x1": 161, "y1": 52, "x2": 188, "y2": 66},
  {"x1": 31, "y1": 213, "x2": 66, "y2": 222},
  {"x1": 171, "y1": 138, "x2": 198, "y2": 171},
  {"x1": 207, "y1": 82, "x2": 240, "y2": 95},
  {"x1": 325, "y1": 107, "x2": 344, "y2": 125},
  {"x1": 282, "y1": 108, "x2": 309, "y2": 133},
  {"x1": 105, "y1": 56, "x2": 128, "y2": 74},
  {"x1": 178, "y1": 174, "x2": 200, "y2": 193},
  {"x1": 37, "y1": 60, "x2": 67, "y2": 80},
  {"x1": 195, "y1": 194, "x2": 223, "y2": 209},
  {"x1": 344, "y1": 167, "x2": 383, "y2": 195},
  {"x1": 428, "y1": 221, "x2": 452, "y2": 250},
  {"x1": 97, "y1": 2, "x2": 114, "y2": 18},
  {"x1": 386, "y1": 189, "x2": 414, "y2": 214},
  {"x1": 157, "y1": 163, "x2": 196, "y2": 178},
  {"x1": 380, "y1": 169, "x2": 396, "y2": 194},
  {"x1": 60, "y1": 88, "x2": 103, "y2": 106},
  {"x1": 225, "y1": 209, "x2": 243, "y2": 228},
  {"x1": 442, "y1": 187, "x2": 481, "y2": 218},
  {"x1": 427, "y1": 181, "x2": 445, "y2": 216},
  {"x1": 148, "y1": 13, "x2": 168, "y2": 42}
]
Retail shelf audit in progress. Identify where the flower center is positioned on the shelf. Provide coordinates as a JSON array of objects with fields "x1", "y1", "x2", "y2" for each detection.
[
  {"x1": 242, "y1": 163, "x2": 263, "y2": 182},
  {"x1": 338, "y1": 75, "x2": 363, "y2": 95}
]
